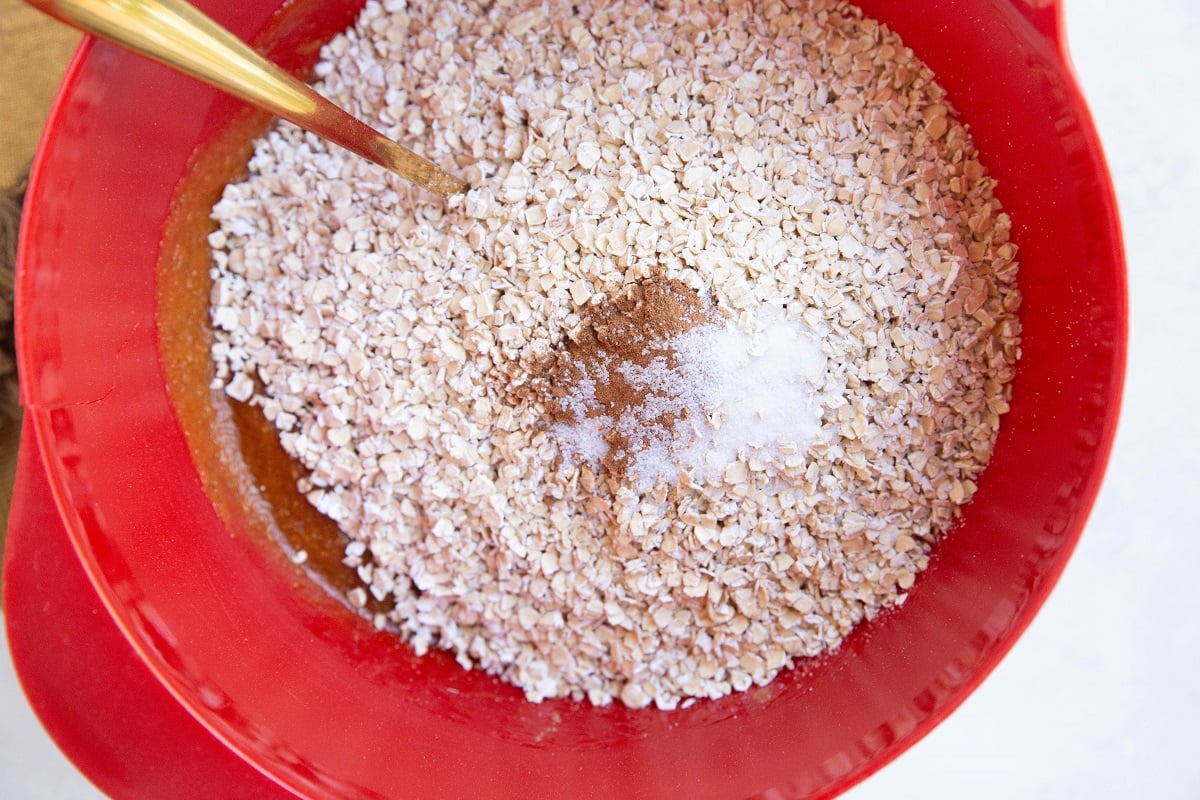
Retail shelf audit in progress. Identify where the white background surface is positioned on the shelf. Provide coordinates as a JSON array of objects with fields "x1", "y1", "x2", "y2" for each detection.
[{"x1": 3, "y1": 1, "x2": 1199, "y2": 797}]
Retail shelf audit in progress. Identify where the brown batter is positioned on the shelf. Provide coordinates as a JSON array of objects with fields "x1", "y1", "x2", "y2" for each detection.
[{"x1": 157, "y1": 108, "x2": 380, "y2": 609}]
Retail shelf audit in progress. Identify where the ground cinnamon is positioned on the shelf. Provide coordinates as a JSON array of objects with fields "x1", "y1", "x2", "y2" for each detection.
[{"x1": 541, "y1": 276, "x2": 716, "y2": 481}]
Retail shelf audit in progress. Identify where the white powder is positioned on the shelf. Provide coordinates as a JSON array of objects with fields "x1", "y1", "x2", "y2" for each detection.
[
  {"x1": 679, "y1": 321, "x2": 830, "y2": 475},
  {"x1": 553, "y1": 320, "x2": 830, "y2": 491}
]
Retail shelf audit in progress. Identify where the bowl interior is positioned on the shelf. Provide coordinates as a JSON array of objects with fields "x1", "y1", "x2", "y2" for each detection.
[{"x1": 16, "y1": 0, "x2": 1125, "y2": 797}]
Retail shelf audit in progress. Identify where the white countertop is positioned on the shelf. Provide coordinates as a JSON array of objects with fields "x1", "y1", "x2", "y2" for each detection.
[{"x1": 4, "y1": 1, "x2": 1198, "y2": 797}]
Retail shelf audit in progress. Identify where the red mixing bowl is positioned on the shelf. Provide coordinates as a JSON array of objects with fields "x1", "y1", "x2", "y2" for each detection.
[{"x1": 11, "y1": 0, "x2": 1125, "y2": 797}]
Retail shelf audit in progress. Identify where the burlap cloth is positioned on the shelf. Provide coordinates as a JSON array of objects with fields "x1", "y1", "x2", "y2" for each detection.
[{"x1": 0, "y1": 0, "x2": 81, "y2": 582}]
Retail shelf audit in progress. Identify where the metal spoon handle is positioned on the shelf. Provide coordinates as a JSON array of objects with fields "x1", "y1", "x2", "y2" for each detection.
[{"x1": 25, "y1": 0, "x2": 469, "y2": 197}]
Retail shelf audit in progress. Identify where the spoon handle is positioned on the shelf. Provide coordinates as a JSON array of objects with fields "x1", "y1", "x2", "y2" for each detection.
[{"x1": 25, "y1": 0, "x2": 469, "y2": 197}]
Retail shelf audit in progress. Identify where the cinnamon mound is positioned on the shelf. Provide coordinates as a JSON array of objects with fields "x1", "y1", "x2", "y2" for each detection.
[{"x1": 542, "y1": 276, "x2": 716, "y2": 482}]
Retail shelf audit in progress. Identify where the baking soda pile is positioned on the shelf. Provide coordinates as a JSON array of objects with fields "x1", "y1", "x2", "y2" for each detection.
[{"x1": 209, "y1": 0, "x2": 1021, "y2": 708}]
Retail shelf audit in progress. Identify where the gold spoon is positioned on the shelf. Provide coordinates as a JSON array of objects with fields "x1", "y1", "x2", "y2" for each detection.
[{"x1": 24, "y1": 0, "x2": 469, "y2": 197}]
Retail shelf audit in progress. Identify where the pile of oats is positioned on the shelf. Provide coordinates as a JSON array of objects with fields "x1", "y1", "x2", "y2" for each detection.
[{"x1": 209, "y1": 0, "x2": 1021, "y2": 709}]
